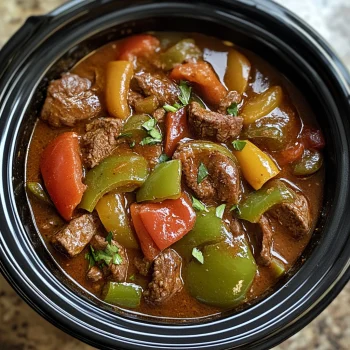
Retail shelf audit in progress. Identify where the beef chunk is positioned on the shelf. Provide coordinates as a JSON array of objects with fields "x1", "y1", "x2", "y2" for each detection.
[
  {"x1": 230, "y1": 217, "x2": 245, "y2": 237},
  {"x1": 153, "y1": 108, "x2": 166, "y2": 124},
  {"x1": 269, "y1": 193, "x2": 311, "y2": 239},
  {"x1": 134, "y1": 256, "x2": 152, "y2": 276},
  {"x1": 143, "y1": 249, "x2": 183, "y2": 304},
  {"x1": 258, "y1": 215, "x2": 274, "y2": 266},
  {"x1": 188, "y1": 102, "x2": 243, "y2": 142},
  {"x1": 87, "y1": 266, "x2": 104, "y2": 282},
  {"x1": 135, "y1": 70, "x2": 179, "y2": 105},
  {"x1": 91, "y1": 235, "x2": 129, "y2": 282},
  {"x1": 218, "y1": 91, "x2": 241, "y2": 114},
  {"x1": 173, "y1": 143, "x2": 240, "y2": 203},
  {"x1": 52, "y1": 214, "x2": 97, "y2": 257},
  {"x1": 133, "y1": 143, "x2": 162, "y2": 170},
  {"x1": 41, "y1": 73, "x2": 102, "y2": 127},
  {"x1": 81, "y1": 118, "x2": 122, "y2": 168}
]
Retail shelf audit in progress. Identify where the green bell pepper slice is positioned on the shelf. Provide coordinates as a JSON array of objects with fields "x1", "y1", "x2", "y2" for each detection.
[
  {"x1": 180, "y1": 141, "x2": 237, "y2": 163},
  {"x1": 136, "y1": 159, "x2": 181, "y2": 202},
  {"x1": 238, "y1": 180, "x2": 295, "y2": 223},
  {"x1": 292, "y1": 149, "x2": 323, "y2": 176},
  {"x1": 160, "y1": 39, "x2": 202, "y2": 70},
  {"x1": 103, "y1": 282, "x2": 142, "y2": 308},
  {"x1": 80, "y1": 154, "x2": 149, "y2": 212},
  {"x1": 174, "y1": 208, "x2": 231, "y2": 260},
  {"x1": 185, "y1": 239, "x2": 257, "y2": 308},
  {"x1": 26, "y1": 182, "x2": 52, "y2": 206},
  {"x1": 270, "y1": 258, "x2": 286, "y2": 278},
  {"x1": 95, "y1": 192, "x2": 139, "y2": 249}
]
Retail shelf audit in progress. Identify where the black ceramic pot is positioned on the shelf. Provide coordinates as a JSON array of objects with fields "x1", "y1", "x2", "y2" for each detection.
[{"x1": 0, "y1": 0, "x2": 349, "y2": 349}]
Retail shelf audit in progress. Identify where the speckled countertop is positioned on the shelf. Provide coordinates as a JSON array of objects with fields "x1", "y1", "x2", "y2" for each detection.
[{"x1": 0, "y1": 0, "x2": 349, "y2": 349}]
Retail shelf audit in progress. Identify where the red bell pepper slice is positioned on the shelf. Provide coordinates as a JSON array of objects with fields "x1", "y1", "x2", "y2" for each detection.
[
  {"x1": 118, "y1": 34, "x2": 160, "y2": 61},
  {"x1": 169, "y1": 61, "x2": 227, "y2": 106},
  {"x1": 138, "y1": 194, "x2": 196, "y2": 250},
  {"x1": 130, "y1": 203, "x2": 161, "y2": 261},
  {"x1": 40, "y1": 132, "x2": 86, "y2": 221},
  {"x1": 164, "y1": 107, "x2": 189, "y2": 157}
]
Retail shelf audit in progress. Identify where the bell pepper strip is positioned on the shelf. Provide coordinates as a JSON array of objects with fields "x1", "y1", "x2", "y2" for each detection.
[
  {"x1": 102, "y1": 282, "x2": 142, "y2": 308},
  {"x1": 136, "y1": 160, "x2": 182, "y2": 202},
  {"x1": 241, "y1": 86, "x2": 283, "y2": 125},
  {"x1": 95, "y1": 192, "x2": 139, "y2": 249},
  {"x1": 26, "y1": 182, "x2": 52, "y2": 206},
  {"x1": 302, "y1": 127, "x2": 325, "y2": 150},
  {"x1": 238, "y1": 180, "x2": 296, "y2": 223},
  {"x1": 169, "y1": 61, "x2": 227, "y2": 106},
  {"x1": 130, "y1": 203, "x2": 161, "y2": 260},
  {"x1": 160, "y1": 38, "x2": 202, "y2": 70},
  {"x1": 80, "y1": 154, "x2": 149, "y2": 212},
  {"x1": 134, "y1": 95, "x2": 158, "y2": 114},
  {"x1": 270, "y1": 258, "x2": 286, "y2": 278},
  {"x1": 137, "y1": 193, "x2": 196, "y2": 250},
  {"x1": 277, "y1": 142, "x2": 304, "y2": 166},
  {"x1": 181, "y1": 140, "x2": 237, "y2": 163},
  {"x1": 106, "y1": 61, "x2": 133, "y2": 119},
  {"x1": 174, "y1": 208, "x2": 231, "y2": 260},
  {"x1": 233, "y1": 140, "x2": 279, "y2": 190},
  {"x1": 185, "y1": 239, "x2": 257, "y2": 308},
  {"x1": 118, "y1": 34, "x2": 160, "y2": 61},
  {"x1": 164, "y1": 107, "x2": 189, "y2": 157},
  {"x1": 292, "y1": 149, "x2": 323, "y2": 176},
  {"x1": 40, "y1": 132, "x2": 86, "y2": 221},
  {"x1": 224, "y1": 49, "x2": 251, "y2": 94}
]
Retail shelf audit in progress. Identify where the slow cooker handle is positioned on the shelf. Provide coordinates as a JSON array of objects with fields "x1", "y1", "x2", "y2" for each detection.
[{"x1": 0, "y1": 16, "x2": 48, "y2": 80}]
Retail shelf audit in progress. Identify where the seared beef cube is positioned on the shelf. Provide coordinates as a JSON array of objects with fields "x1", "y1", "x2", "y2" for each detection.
[
  {"x1": 188, "y1": 102, "x2": 243, "y2": 142},
  {"x1": 52, "y1": 214, "x2": 97, "y2": 257},
  {"x1": 173, "y1": 144, "x2": 240, "y2": 204},
  {"x1": 134, "y1": 256, "x2": 152, "y2": 276},
  {"x1": 218, "y1": 90, "x2": 241, "y2": 114},
  {"x1": 91, "y1": 235, "x2": 129, "y2": 283},
  {"x1": 41, "y1": 73, "x2": 102, "y2": 127},
  {"x1": 82, "y1": 118, "x2": 122, "y2": 168},
  {"x1": 269, "y1": 193, "x2": 311, "y2": 239},
  {"x1": 258, "y1": 215, "x2": 274, "y2": 266},
  {"x1": 135, "y1": 70, "x2": 179, "y2": 105},
  {"x1": 144, "y1": 249, "x2": 183, "y2": 304},
  {"x1": 87, "y1": 266, "x2": 103, "y2": 282},
  {"x1": 128, "y1": 90, "x2": 144, "y2": 108},
  {"x1": 153, "y1": 107, "x2": 166, "y2": 125}
]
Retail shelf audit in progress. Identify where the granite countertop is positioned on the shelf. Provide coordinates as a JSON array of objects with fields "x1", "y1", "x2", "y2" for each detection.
[{"x1": 0, "y1": 0, "x2": 349, "y2": 349}]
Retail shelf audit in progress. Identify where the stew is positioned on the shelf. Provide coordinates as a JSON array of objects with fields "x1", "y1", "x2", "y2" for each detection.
[{"x1": 26, "y1": 32, "x2": 325, "y2": 319}]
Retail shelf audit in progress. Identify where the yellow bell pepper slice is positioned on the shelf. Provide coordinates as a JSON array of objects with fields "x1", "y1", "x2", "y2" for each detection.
[
  {"x1": 241, "y1": 86, "x2": 283, "y2": 125},
  {"x1": 233, "y1": 140, "x2": 279, "y2": 190},
  {"x1": 96, "y1": 192, "x2": 139, "y2": 249},
  {"x1": 106, "y1": 61, "x2": 133, "y2": 119},
  {"x1": 224, "y1": 49, "x2": 251, "y2": 94}
]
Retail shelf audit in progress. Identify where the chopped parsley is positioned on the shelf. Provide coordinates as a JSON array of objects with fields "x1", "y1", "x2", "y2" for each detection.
[
  {"x1": 232, "y1": 140, "x2": 246, "y2": 151},
  {"x1": 129, "y1": 140, "x2": 136, "y2": 148},
  {"x1": 163, "y1": 80, "x2": 192, "y2": 112},
  {"x1": 106, "y1": 232, "x2": 113, "y2": 244},
  {"x1": 140, "y1": 118, "x2": 162, "y2": 145},
  {"x1": 215, "y1": 204, "x2": 226, "y2": 219},
  {"x1": 178, "y1": 80, "x2": 192, "y2": 106},
  {"x1": 85, "y1": 248, "x2": 95, "y2": 269},
  {"x1": 197, "y1": 162, "x2": 209, "y2": 184},
  {"x1": 230, "y1": 204, "x2": 241, "y2": 215},
  {"x1": 129, "y1": 274, "x2": 135, "y2": 281},
  {"x1": 159, "y1": 153, "x2": 170, "y2": 163},
  {"x1": 227, "y1": 102, "x2": 238, "y2": 116},
  {"x1": 192, "y1": 247, "x2": 204, "y2": 264},
  {"x1": 191, "y1": 196, "x2": 206, "y2": 211}
]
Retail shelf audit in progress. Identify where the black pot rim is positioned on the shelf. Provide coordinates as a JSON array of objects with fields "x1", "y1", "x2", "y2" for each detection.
[{"x1": 0, "y1": 1, "x2": 349, "y2": 349}]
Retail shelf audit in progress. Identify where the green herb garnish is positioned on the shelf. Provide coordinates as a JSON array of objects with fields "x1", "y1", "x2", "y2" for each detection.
[
  {"x1": 129, "y1": 140, "x2": 136, "y2": 148},
  {"x1": 197, "y1": 162, "x2": 209, "y2": 184},
  {"x1": 230, "y1": 204, "x2": 241, "y2": 215},
  {"x1": 86, "y1": 240, "x2": 123, "y2": 268},
  {"x1": 85, "y1": 249, "x2": 95, "y2": 269},
  {"x1": 106, "y1": 232, "x2": 113, "y2": 244},
  {"x1": 140, "y1": 118, "x2": 162, "y2": 145},
  {"x1": 227, "y1": 102, "x2": 238, "y2": 116},
  {"x1": 163, "y1": 104, "x2": 178, "y2": 113},
  {"x1": 178, "y1": 80, "x2": 192, "y2": 106},
  {"x1": 129, "y1": 274, "x2": 135, "y2": 281},
  {"x1": 159, "y1": 153, "x2": 170, "y2": 163},
  {"x1": 191, "y1": 196, "x2": 206, "y2": 211},
  {"x1": 192, "y1": 247, "x2": 204, "y2": 264},
  {"x1": 232, "y1": 140, "x2": 246, "y2": 151},
  {"x1": 140, "y1": 137, "x2": 162, "y2": 146},
  {"x1": 215, "y1": 204, "x2": 226, "y2": 219}
]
